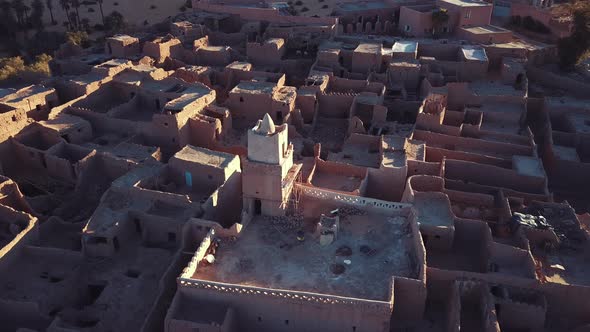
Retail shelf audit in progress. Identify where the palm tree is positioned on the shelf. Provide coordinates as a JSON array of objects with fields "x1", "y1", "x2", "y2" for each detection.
[
  {"x1": 71, "y1": 0, "x2": 80, "y2": 27},
  {"x1": 31, "y1": 0, "x2": 44, "y2": 31},
  {"x1": 97, "y1": 0, "x2": 104, "y2": 25},
  {"x1": 23, "y1": 3, "x2": 29, "y2": 23},
  {"x1": 45, "y1": 0, "x2": 55, "y2": 24},
  {"x1": 68, "y1": 10, "x2": 77, "y2": 29},
  {"x1": 11, "y1": 0, "x2": 25, "y2": 26},
  {"x1": 0, "y1": 1, "x2": 18, "y2": 38},
  {"x1": 59, "y1": 0, "x2": 72, "y2": 29}
]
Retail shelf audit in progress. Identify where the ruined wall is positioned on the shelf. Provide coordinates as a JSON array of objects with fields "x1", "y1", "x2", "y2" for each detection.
[
  {"x1": 0, "y1": 108, "x2": 28, "y2": 143},
  {"x1": 226, "y1": 92, "x2": 275, "y2": 124},
  {"x1": 318, "y1": 93, "x2": 355, "y2": 118},
  {"x1": 130, "y1": 210, "x2": 184, "y2": 247},
  {"x1": 458, "y1": 28, "x2": 512, "y2": 45},
  {"x1": 202, "y1": 173, "x2": 243, "y2": 226},
  {"x1": 43, "y1": 144, "x2": 85, "y2": 183},
  {"x1": 295, "y1": 92, "x2": 317, "y2": 123},
  {"x1": 247, "y1": 41, "x2": 285, "y2": 66},
  {"x1": 0, "y1": 300, "x2": 51, "y2": 331},
  {"x1": 414, "y1": 130, "x2": 533, "y2": 159},
  {"x1": 527, "y1": 65, "x2": 590, "y2": 99},
  {"x1": 0, "y1": 206, "x2": 38, "y2": 269},
  {"x1": 66, "y1": 107, "x2": 138, "y2": 134},
  {"x1": 444, "y1": 159, "x2": 546, "y2": 194},
  {"x1": 177, "y1": 279, "x2": 393, "y2": 332},
  {"x1": 315, "y1": 158, "x2": 367, "y2": 179},
  {"x1": 392, "y1": 209, "x2": 427, "y2": 323},
  {"x1": 426, "y1": 146, "x2": 511, "y2": 168},
  {"x1": 142, "y1": 251, "x2": 194, "y2": 332},
  {"x1": 366, "y1": 166, "x2": 407, "y2": 202},
  {"x1": 298, "y1": 185, "x2": 411, "y2": 215}
]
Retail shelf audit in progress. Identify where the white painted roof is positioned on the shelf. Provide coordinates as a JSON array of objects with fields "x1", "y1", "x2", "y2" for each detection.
[
  {"x1": 392, "y1": 40, "x2": 418, "y2": 53},
  {"x1": 461, "y1": 46, "x2": 488, "y2": 61}
]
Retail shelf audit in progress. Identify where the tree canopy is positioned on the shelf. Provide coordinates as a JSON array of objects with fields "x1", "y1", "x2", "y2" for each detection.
[
  {"x1": 558, "y1": 0, "x2": 590, "y2": 69},
  {"x1": 104, "y1": 10, "x2": 126, "y2": 33},
  {"x1": 0, "y1": 54, "x2": 52, "y2": 82}
]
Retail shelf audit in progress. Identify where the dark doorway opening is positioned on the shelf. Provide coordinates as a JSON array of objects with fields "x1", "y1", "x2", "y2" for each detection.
[
  {"x1": 113, "y1": 237, "x2": 120, "y2": 251},
  {"x1": 254, "y1": 199, "x2": 262, "y2": 215}
]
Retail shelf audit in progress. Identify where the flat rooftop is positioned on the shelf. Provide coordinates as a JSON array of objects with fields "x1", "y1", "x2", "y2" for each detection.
[
  {"x1": 566, "y1": 113, "x2": 590, "y2": 134},
  {"x1": 199, "y1": 45, "x2": 230, "y2": 52},
  {"x1": 97, "y1": 59, "x2": 130, "y2": 68},
  {"x1": 354, "y1": 43, "x2": 382, "y2": 54},
  {"x1": 0, "y1": 85, "x2": 54, "y2": 104},
  {"x1": 193, "y1": 209, "x2": 418, "y2": 301},
  {"x1": 38, "y1": 114, "x2": 88, "y2": 133},
  {"x1": 165, "y1": 87, "x2": 214, "y2": 111},
  {"x1": 338, "y1": 1, "x2": 390, "y2": 11},
  {"x1": 231, "y1": 81, "x2": 276, "y2": 95},
  {"x1": 461, "y1": 46, "x2": 488, "y2": 62},
  {"x1": 462, "y1": 25, "x2": 510, "y2": 34},
  {"x1": 469, "y1": 81, "x2": 524, "y2": 97},
  {"x1": 173, "y1": 145, "x2": 237, "y2": 169},
  {"x1": 413, "y1": 193, "x2": 454, "y2": 227},
  {"x1": 552, "y1": 145, "x2": 580, "y2": 162},
  {"x1": 382, "y1": 138, "x2": 425, "y2": 168},
  {"x1": 393, "y1": 40, "x2": 418, "y2": 54},
  {"x1": 108, "y1": 34, "x2": 137, "y2": 42},
  {"x1": 439, "y1": 0, "x2": 491, "y2": 7},
  {"x1": 226, "y1": 61, "x2": 252, "y2": 71},
  {"x1": 513, "y1": 156, "x2": 545, "y2": 179}
]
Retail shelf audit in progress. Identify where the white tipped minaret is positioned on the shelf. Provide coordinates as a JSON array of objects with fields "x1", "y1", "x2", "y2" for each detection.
[
  {"x1": 247, "y1": 113, "x2": 288, "y2": 165},
  {"x1": 243, "y1": 113, "x2": 299, "y2": 216},
  {"x1": 254, "y1": 113, "x2": 276, "y2": 136}
]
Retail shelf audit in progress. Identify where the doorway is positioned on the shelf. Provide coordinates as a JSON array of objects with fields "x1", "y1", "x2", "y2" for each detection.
[{"x1": 254, "y1": 199, "x2": 262, "y2": 215}]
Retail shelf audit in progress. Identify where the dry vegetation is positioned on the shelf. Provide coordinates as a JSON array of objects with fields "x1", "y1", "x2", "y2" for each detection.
[{"x1": 0, "y1": 54, "x2": 52, "y2": 82}]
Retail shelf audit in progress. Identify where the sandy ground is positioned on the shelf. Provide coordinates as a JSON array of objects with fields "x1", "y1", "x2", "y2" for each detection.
[
  {"x1": 26, "y1": 0, "x2": 186, "y2": 31},
  {"x1": 27, "y1": 0, "x2": 340, "y2": 32}
]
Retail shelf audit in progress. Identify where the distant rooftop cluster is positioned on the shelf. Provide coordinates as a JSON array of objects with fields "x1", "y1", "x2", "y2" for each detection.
[{"x1": 0, "y1": 1, "x2": 590, "y2": 332}]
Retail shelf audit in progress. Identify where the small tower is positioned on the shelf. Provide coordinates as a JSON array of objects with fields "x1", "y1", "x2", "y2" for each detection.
[{"x1": 242, "y1": 114, "x2": 301, "y2": 216}]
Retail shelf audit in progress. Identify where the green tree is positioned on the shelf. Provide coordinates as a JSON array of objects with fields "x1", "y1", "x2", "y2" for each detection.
[
  {"x1": 0, "y1": 56, "x2": 25, "y2": 80},
  {"x1": 27, "y1": 53, "x2": 52, "y2": 76},
  {"x1": 66, "y1": 29, "x2": 87, "y2": 45},
  {"x1": 0, "y1": 54, "x2": 52, "y2": 82},
  {"x1": 558, "y1": 0, "x2": 590, "y2": 69},
  {"x1": 104, "y1": 10, "x2": 126, "y2": 33},
  {"x1": 432, "y1": 8, "x2": 449, "y2": 36}
]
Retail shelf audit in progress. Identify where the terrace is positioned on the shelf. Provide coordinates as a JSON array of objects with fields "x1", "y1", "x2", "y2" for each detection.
[{"x1": 194, "y1": 203, "x2": 419, "y2": 301}]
